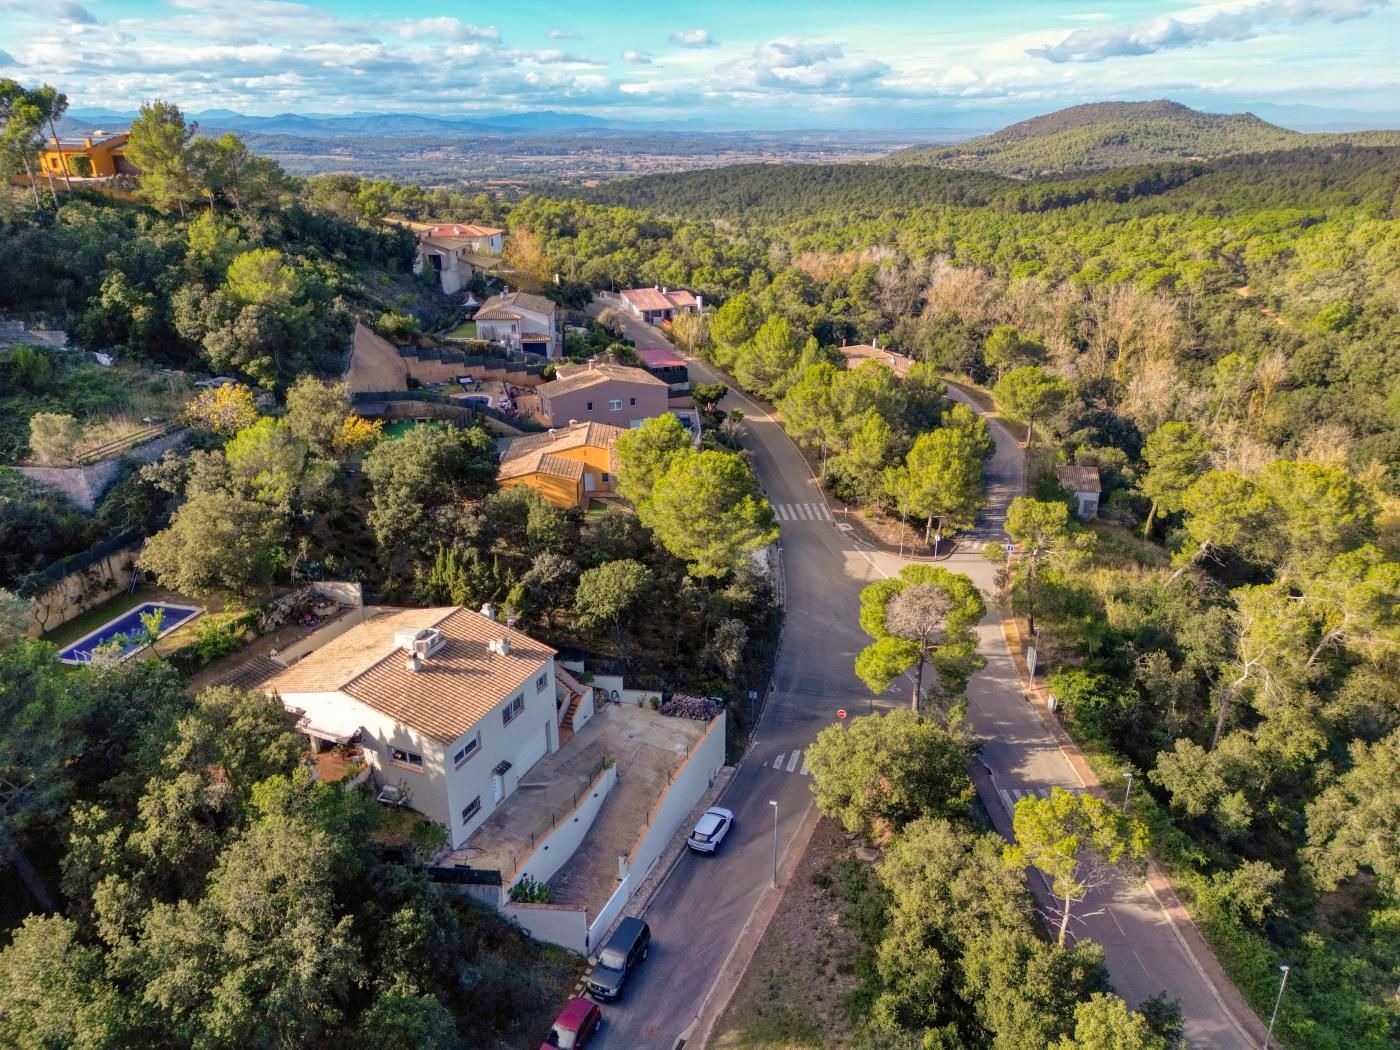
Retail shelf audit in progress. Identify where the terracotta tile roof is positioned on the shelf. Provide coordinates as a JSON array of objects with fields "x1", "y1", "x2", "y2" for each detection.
[
  {"x1": 497, "y1": 421, "x2": 623, "y2": 480},
  {"x1": 475, "y1": 307, "x2": 523, "y2": 321},
  {"x1": 621, "y1": 287, "x2": 675, "y2": 312},
  {"x1": 265, "y1": 607, "x2": 555, "y2": 745},
  {"x1": 1056, "y1": 465, "x2": 1102, "y2": 493},
  {"x1": 477, "y1": 291, "x2": 557, "y2": 319},
  {"x1": 429, "y1": 224, "x2": 504, "y2": 238},
  {"x1": 535, "y1": 453, "x2": 585, "y2": 481},
  {"x1": 538, "y1": 361, "x2": 668, "y2": 397},
  {"x1": 665, "y1": 289, "x2": 698, "y2": 308},
  {"x1": 635, "y1": 346, "x2": 686, "y2": 369}
]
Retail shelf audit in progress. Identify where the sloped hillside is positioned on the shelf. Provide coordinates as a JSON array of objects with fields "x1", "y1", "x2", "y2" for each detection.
[{"x1": 885, "y1": 99, "x2": 1398, "y2": 176}]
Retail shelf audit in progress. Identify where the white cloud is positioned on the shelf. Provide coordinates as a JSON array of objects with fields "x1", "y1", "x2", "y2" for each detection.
[
  {"x1": 547, "y1": 28, "x2": 581, "y2": 39},
  {"x1": 0, "y1": 0, "x2": 97, "y2": 23},
  {"x1": 392, "y1": 17, "x2": 501, "y2": 43},
  {"x1": 719, "y1": 37, "x2": 888, "y2": 94},
  {"x1": 1032, "y1": 0, "x2": 1390, "y2": 62},
  {"x1": 530, "y1": 49, "x2": 603, "y2": 65},
  {"x1": 669, "y1": 28, "x2": 717, "y2": 48},
  {"x1": 621, "y1": 50, "x2": 652, "y2": 64}
]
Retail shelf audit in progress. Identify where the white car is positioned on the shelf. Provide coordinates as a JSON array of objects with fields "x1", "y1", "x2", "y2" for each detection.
[{"x1": 687, "y1": 807, "x2": 734, "y2": 853}]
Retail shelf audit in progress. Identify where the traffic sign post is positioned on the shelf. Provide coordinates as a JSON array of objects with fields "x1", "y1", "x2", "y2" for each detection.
[{"x1": 837, "y1": 708, "x2": 847, "y2": 727}]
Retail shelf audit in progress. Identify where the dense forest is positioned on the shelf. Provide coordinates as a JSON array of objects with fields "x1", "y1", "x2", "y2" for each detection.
[
  {"x1": 882, "y1": 99, "x2": 1400, "y2": 176},
  {"x1": 520, "y1": 144, "x2": 1400, "y2": 1045}
]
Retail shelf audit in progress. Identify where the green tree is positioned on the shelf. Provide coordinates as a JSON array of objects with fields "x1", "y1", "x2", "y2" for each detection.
[
  {"x1": 1051, "y1": 993, "x2": 1170, "y2": 1050},
  {"x1": 185, "y1": 382, "x2": 259, "y2": 436},
  {"x1": 0, "y1": 80, "x2": 45, "y2": 208},
  {"x1": 883, "y1": 424, "x2": 986, "y2": 551},
  {"x1": 1170, "y1": 470, "x2": 1270, "y2": 582},
  {"x1": 28, "y1": 84, "x2": 71, "y2": 197},
  {"x1": 613, "y1": 413, "x2": 693, "y2": 507},
  {"x1": 138, "y1": 486, "x2": 284, "y2": 597},
  {"x1": 225, "y1": 247, "x2": 304, "y2": 312},
  {"x1": 572, "y1": 559, "x2": 653, "y2": 663},
  {"x1": 709, "y1": 292, "x2": 762, "y2": 362},
  {"x1": 1253, "y1": 460, "x2": 1377, "y2": 581},
  {"x1": 284, "y1": 375, "x2": 355, "y2": 460},
  {"x1": 125, "y1": 99, "x2": 198, "y2": 216},
  {"x1": 1004, "y1": 788, "x2": 1148, "y2": 946},
  {"x1": 855, "y1": 564, "x2": 986, "y2": 711},
  {"x1": 692, "y1": 382, "x2": 728, "y2": 413},
  {"x1": 1296, "y1": 544, "x2": 1400, "y2": 669},
  {"x1": 1005, "y1": 497, "x2": 1089, "y2": 635},
  {"x1": 0, "y1": 915, "x2": 125, "y2": 1049},
  {"x1": 359, "y1": 981, "x2": 458, "y2": 1048},
  {"x1": 27, "y1": 411, "x2": 81, "y2": 463},
  {"x1": 778, "y1": 360, "x2": 840, "y2": 458},
  {"x1": 642, "y1": 449, "x2": 779, "y2": 578},
  {"x1": 994, "y1": 365, "x2": 1071, "y2": 453},
  {"x1": 733, "y1": 315, "x2": 815, "y2": 400},
  {"x1": 362, "y1": 424, "x2": 498, "y2": 570},
  {"x1": 984, "y1": 325, "x2": 1044, "y2": 380},
  {"x1": 1139, "y1": 421, "x2": 1211, "y2": 537},
  {"x1": 1304, "y1": 727, "x2": 1400, "y2": 903},
  {"x1": 225, "y1": 417, "x2": 313, "y2": 509},
  {"x1": 805, "y1": 710, "x2": 974, "y2": 842}
]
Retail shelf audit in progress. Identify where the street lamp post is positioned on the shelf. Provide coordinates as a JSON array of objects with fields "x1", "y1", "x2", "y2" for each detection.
[
  {"x1": 768, "y1": 800, "x2": 778, "y2": 889},
  {"x1": 1264, "y1": 964, "x2": 1291, "y2": 1049},
  {"x1": 1122, "y1": 771, "x2": 1134, "y2": 813}
]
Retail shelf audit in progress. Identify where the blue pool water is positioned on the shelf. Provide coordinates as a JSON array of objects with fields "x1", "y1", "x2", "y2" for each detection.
[{"x1": 57, "y1": 602, "x2": 203, "y2": 664}]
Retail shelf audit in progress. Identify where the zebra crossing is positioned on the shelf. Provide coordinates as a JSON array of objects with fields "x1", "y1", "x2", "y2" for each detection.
[
  {"x1": 770, "y1": 748, "x2": 811, "y2": 775},
  {"x1": 772, "y1": 502, "x2": 832, "y2": 522},
  {"x1": 998, "y1": 786, "x2": 1072, "y2": 814}
]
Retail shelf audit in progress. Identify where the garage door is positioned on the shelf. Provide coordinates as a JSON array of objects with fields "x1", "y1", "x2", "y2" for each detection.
[{"x1": 514, "y1": 726, "x2": 548, "y2": 777}]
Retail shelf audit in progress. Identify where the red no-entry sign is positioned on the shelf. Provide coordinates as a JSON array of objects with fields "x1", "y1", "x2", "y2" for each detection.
[{"x1": 837, "y1": 709, "x2": 847, "y2": 720}]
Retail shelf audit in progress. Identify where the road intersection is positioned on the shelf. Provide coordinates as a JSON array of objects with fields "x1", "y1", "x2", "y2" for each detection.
[{"x1": 586, "y1": 312, "x2": 1258, "y2": 1049}]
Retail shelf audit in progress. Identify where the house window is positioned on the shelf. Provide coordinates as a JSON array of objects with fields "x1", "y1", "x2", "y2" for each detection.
[
  {"x1": 601, "y1": 472, "x2": 611, "y2": 483},
  {"x1": 461, "y1": 797, "x2": 482, "y2": 825},
  {"x1": 629, "y1": 397, "x2": 636, "y2": 406},
  {"x1": 586, "y1": 401, "x2": 594, "y2": 410},
  {"x1": 536, "y1": 672, "x2": 549, "y2": 693},
  {"x1": 453, "y1": 733, "x2": 481, "y2": 768},
  {"x1": 390, "y1": 747, "x2": 424, "y2": 770},
  {"x1": 608, "y1": 399, "x2": 623, "y2": 411},
  {"x1": 503, "y1": 694, "x2": 525, "y2": 726}
]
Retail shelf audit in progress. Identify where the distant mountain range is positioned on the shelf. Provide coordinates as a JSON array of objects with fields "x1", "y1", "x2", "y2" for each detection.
[{"x1": 883, "y1": 100, "x2": 1400, "y2": 176}]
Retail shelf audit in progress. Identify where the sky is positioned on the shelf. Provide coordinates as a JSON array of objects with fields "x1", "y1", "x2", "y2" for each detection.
[{"x1": 1, "y1": 0, "x2": 1397, "y2": 127}]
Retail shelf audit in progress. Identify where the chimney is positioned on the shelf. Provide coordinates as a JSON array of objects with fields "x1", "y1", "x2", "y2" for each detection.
[
  {"x1": 662, "y1": 286, "x2": 668, "y2": 296},
  {"x1": 488, "y1": 638, "x2": 511, "y2": 657},
  {"x1": 696, "y1": 295, "x2": 704, "y2": 310},
  {"x1": 405, "y1": 653, "x2": 422, "y2": 673},
  {"x1": 480, "y1": 601, "x2": 497, "y2": 621}
]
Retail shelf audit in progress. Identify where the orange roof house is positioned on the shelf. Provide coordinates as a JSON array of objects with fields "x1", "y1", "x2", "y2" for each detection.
[
  {"x1": 497, "y1": 421, "x2": 624, "y2": 508},
  {"x1": 40, "y1": 131, "x2": 138, "y2": 179}
]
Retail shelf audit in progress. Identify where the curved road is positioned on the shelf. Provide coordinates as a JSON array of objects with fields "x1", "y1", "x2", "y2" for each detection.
[{"x1": 587, "y1": 310, "x2": 1256, "y2": 1050}]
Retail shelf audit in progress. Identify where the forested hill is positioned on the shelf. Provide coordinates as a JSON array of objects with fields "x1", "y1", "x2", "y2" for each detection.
[
  {"x1": 581, "y1": 144, "x2": 1400, "y2": 225},
  {"x1": 882, "y1": 99, "x2": 1400, "y2": 176}
]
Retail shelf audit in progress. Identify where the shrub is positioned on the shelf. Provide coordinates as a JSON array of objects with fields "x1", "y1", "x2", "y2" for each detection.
[
  {"x1": 509, "y1": 875, "x2": 551, "y2": 903},
  {"x1": 28, "y1": 412, "x2": 82, "y2": 464},
  {"x1": 164, "y1": 609, "x2": 260, "y2": 675}
]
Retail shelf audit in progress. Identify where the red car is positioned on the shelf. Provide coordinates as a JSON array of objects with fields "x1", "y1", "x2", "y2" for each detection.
[{"x1": 540, "y1": 996, "x2": 602, "y2": 1049}]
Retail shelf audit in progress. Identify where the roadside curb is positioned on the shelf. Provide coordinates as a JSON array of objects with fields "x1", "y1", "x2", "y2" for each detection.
[
  {"x1": 680, "y1": 802, "x2": 823, "y2": 1050},
  {"x1": 999, "y1": 606, "x2": 1271, "y2": 1048}
]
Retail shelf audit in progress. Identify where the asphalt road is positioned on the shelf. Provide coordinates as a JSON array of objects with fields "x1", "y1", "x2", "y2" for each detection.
[{"x1": 585, "y1": 311, "x2": 1255, "y2": 1049}]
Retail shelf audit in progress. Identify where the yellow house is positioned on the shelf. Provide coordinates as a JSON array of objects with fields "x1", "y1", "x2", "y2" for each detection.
[
  {"x1": 497, "y1": 422, "x2": 624, "y2": 509},
  {"x1": 40, "y1": 131, "x2": 138, "y2": 179}
]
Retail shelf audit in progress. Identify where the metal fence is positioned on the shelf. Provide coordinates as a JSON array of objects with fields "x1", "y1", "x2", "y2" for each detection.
[{"x1": 72, "y1": 420, "x2": 178, "y2": 465}]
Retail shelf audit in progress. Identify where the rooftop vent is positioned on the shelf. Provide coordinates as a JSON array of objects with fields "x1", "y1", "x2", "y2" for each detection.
[{"x1": 395, "y1": 627, "x2": 446, "y2": 659}]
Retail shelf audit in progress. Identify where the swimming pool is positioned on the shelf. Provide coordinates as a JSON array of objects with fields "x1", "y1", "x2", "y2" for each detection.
[{"x1": 57, "y1": 602, "x2": 203, "y2": 664}]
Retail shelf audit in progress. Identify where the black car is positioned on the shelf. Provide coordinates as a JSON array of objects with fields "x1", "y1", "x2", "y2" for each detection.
[{"x1": 585, "y1": 917, "x2": 650, "y2": 1000}]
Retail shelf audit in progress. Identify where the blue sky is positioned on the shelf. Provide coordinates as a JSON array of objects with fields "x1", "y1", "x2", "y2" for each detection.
[{"x1": 1, "y1": 0, "x2": 1397, "y2": 126}]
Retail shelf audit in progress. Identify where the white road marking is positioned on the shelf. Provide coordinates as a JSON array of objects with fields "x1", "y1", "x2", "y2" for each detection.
[
  {"x1": 816, "y1": 504, "x2": 832, "y2": 520},
  {"x1": 799, "y1": 757, "x2": 810, "y2": 776},
  {"x1": 785, "y1": 750, "x2": 801, "y2": 773},
  {"x1": 772, "y1": 754, "x2": 783, "y2": 769}
]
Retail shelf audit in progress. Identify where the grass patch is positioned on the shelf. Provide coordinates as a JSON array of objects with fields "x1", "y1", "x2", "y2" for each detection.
[
  {"x1": 444, "y1": 320, "x2": 478, "y2": 339},
  {"x1": 40, "y1": 589, "x2": 151, "y2": 648}
]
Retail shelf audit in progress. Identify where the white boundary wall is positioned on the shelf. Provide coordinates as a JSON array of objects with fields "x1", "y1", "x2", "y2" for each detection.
[
  {"x1": 586, "y1": 712, "x2": 726, "y2": 951},
  {"x1": 508, "y1": 763, "x2": 617, "y2": 895},
  {"x1": 502, "y1": 902, "x2": 589, "y2": 953}
]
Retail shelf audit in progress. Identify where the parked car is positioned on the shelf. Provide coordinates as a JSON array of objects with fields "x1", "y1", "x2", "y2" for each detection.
[
  {"x1": 540, "y1": 997, "x2": 601, "y2": 1049},
  {"x1": 585, "y1": 917, "x2": 651, "y2": 1000},
  {"x1": 687, "y1": 806, "x2": 734, "y2": 853}
]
